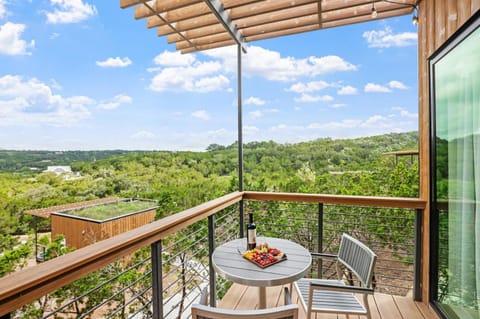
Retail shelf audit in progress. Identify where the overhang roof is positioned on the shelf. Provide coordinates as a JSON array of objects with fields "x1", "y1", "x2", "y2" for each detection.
[{"x1": 120, "y1": 0, "x2": 417, "y2": 54}]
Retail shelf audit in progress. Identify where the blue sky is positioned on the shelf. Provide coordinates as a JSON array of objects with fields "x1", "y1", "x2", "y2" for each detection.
[{"x1": 0, "y1": 0, "x2": 418, "y2": 151}]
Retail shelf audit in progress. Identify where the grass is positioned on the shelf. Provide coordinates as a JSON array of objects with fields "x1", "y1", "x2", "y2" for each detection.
[{"x1": 68, "y1": 200, "x2": 157, "y2": 220}]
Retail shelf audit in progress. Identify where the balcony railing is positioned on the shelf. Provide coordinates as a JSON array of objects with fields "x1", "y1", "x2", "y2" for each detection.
[{"x1": 0, "y1": 191, "x2": 426, "y2": 319}]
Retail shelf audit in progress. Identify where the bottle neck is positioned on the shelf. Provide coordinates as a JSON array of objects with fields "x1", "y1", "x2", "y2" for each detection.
[{"x1": 249, "y1": 213, "x2": 254, "y2": 223}]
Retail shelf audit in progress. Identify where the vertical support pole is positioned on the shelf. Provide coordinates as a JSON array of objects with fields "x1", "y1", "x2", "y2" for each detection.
[
  {"x1": 151, "y1": 240, "x2": 163, "y2": 319},
  {"x1": 237, "y1": 44, "x2": 245, "y2": 239},
  {"x1": 34, "y1": 216, "x2": 38, "y2": 262},
  {"x1": 414, "y1": 208, "x2": 423, "y2": 301},
  {"x1": 318, "y1": 203, "x2": 324, "y2": 278},
  {"x1": 208, "y1": 215, "x2": 216, "y2": 307}
]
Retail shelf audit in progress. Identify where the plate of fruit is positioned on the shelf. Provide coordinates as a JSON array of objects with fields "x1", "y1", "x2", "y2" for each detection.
[{"x1": 242, "y1": 243, "x2": 287, "y2": 268}]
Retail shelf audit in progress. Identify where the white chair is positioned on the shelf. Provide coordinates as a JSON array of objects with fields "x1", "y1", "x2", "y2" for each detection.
[
  {"x1": 294, "y1": 233, "x2": 377, "y2": 319},
  {"x1": 191, "y1": 287, "x2": 299, "y2": 319}
]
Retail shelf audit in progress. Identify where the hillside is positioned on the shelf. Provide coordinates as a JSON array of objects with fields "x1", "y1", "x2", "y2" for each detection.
[{"x1": 0, "y1": 131, "x2": 418, "y2": 235}]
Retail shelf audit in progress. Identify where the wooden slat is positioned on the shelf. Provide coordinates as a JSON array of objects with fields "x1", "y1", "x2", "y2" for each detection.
[
  {"x1": 445, "y1": 0, "x2": 458, "y2": 38},
  {"x1": 136, "y1": 1, "x2": 210, "y2": 21},
  {"x1": 155, "y1": 13, "x2": 217, "y2": 33},
  {"x1": 393, "y1": 295, "x2": 424, "y2": 319},
  {"x1": 134, "y1": 0, "x2": 202, "y2": 19},
  {"x1": 167, "y1": 24, "x2": 225, "y2": 43},
  {"x1": 457, "y1": 0, "x2": 472, "y2": 26},
  {"x1": 120, "y1": 0, "x2": 144, "y2": 9},
  {"x1": 180, "y1": 38, "x2": 236, "y2": 53},
  {"x1": 372, "y1": 294, "x2": 403, "y2": 319},
  {"x1": 176, "y1": 32, "x2": 231, "y2": 50},
  {"x1": 473, "y1": 0, "x2": 480, "y2": 14},
  {"x1": 434, "y1": 0, "x2": 446, "y2": 50}
]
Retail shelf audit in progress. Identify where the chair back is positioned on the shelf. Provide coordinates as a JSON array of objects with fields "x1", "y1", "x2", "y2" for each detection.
[
  {"x1": 337, "y1": 233, "x2": 377, "y2": 288},
  {"x1": 191, "y1": 303, "x2": 299, "y2": 319}
]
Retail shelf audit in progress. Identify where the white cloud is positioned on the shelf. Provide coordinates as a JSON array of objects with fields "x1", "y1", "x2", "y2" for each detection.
[
  {"x1": 245, "y1": 96, "x2": 265, "y2": 106},
  {"x1": 132, "y1": 130, "x2": 155, "y2": 139},
  {"x1": 329, "y1": 103, "x2": 347, "y2": 108},
  {"x1": 45, "y1": 0, "x2": 97, "y2": 24},
  {"x1": 250, "y1": 110, "x2": 262, "y2": 119},
  {"x1": 98, "y1": 94, "x2": 132, "y2": 110},
  {"x1": 392, "y1": 106, "x2": 417, "y2": 119},
  {"x1": 363, "y1": 26, "x2": 417, "y2": 48},
  {"x1": 0, "y1": 22, "x2": 35, "y2": 55},
  {"x1": 96, "y1": 57, "x2": 132, "y2": 68},
  {"x1": 295, "y1": 93, "x2": 334, "y2": 103},
  {"x1": 286, "y1": 81, "x2": 331, "y2": 93},
  {"x1": 364, "y1": 83, "x2": 392, "y2": 93},
  {"x1": 388, "y1": 80, "x2": 408, "y2": 89},
  {"x1": 244, "y1": 125, "x2": 259, "y2": 134},
  {"x1": 294, "y1": 106, "x2": 301, "y2": 111},
  {"x1": 149, "y1": 52, "x2": 230, "y2": 93},
  {"x1": 203, "y1": 45, "x2": 357, "y2": 82},
  {"x1": 192, "y1": 110, "x2": 210, "y2": 120},
  {"x1": 153, "y1": 50, "x2": 195, "y2": 66},
  {"x1": 49, "y1": 32, "x2": 60, "y2": 40},
  {"x1": 0, "y1": 75, "x2": 92, "y2": 126},
  {"x1": 0, "y1": 0, "x2": 7, "y2": 18},
  {"x1": 337, "y1": 85, "x2": 358, "y2": 95}
]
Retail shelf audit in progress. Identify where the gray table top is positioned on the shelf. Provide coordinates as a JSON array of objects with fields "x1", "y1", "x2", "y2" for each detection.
[{"x1": 212, "y1": 237, "x2": 312, "y2": 287}]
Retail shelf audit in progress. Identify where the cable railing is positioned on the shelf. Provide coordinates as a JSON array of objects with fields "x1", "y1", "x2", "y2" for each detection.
[{"x1": 0, "y1": 191, "x2": 425, "y2": 318}]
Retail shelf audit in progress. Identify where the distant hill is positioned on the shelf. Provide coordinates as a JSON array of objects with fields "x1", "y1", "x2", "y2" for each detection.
[{"x1": 0, "y1": 150, "x2": 134, "y2": 172}]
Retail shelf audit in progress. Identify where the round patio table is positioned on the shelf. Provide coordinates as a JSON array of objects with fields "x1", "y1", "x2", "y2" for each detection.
[{"x1": 212, "y1": 237, "x2": 311, "y2": 309}]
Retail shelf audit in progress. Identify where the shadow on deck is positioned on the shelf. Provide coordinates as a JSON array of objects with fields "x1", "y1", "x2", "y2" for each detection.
[{"x1": 217, "y1": 283, "x2": 439, "y2": 319}]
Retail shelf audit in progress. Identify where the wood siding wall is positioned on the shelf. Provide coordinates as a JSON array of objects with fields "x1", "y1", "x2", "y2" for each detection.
[
  {"x1": 418, "y1": 0, "x2": 480, "y2": 303},
  {"x1": 51, "y1": 209, "x2": 156, "y2": 249}
]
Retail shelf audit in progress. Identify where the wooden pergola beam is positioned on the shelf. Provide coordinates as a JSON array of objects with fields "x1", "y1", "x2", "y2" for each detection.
[{"x1": 121, "y1": 0, "x2": 417, "y2": 53}]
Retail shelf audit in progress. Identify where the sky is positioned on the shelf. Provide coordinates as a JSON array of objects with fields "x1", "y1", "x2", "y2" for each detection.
[{"x1": 0, "y1": 0, "x2": 419, "y2": 151}]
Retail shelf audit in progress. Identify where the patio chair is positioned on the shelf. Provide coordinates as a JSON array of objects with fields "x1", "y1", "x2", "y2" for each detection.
[
  {"x1": 294, "y1": 233, "x2": 377, "y2": 319},
  {"x1": 191, "y1": 286, "x2": 299, "y2": 319}
]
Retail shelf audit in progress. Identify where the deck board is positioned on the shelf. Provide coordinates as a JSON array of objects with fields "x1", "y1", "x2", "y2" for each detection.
[{"x1": 219, "y1": 283, "x2": 440, "y2": 319}]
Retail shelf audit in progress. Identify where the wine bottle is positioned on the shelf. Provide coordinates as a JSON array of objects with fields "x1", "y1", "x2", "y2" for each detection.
[{"x1": 247, "y1": 213, "x2": 256, "y2": 250}]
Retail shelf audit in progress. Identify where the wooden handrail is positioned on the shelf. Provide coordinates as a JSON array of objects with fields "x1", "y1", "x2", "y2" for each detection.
[
  {"x1": 0, "y1": 190, "x2": 426, "y2": 316},
  {"x1": 243, "y1": 191, "x2": 426, "y2": 209},
  {"x1": 0, "y1": 191, "x2": 243, "y2": 316}
]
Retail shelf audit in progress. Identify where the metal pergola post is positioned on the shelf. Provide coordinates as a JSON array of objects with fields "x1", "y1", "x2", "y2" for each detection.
[{"x1": 237, "y1": 44, "x2": 245, "y2": 238}]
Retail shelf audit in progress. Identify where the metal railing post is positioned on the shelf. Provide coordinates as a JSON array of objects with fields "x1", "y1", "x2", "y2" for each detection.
[
  {"x1": 208, "y1": 215, "x2": 216, "y2": 307},
  {"x1": 318, "y1": 203, "x2": 324, "y2": 278},
  {"x1": 151, "y1": 240, "x2": 163, "y2": 319},
  {"x1": 414, "y1": 208, "x2": 423, "y2": 301}
]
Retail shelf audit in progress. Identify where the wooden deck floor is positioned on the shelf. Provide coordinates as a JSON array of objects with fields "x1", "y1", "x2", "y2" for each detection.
[{"x1": 217, "y1": 284, "x2": 440, "y2": 319}]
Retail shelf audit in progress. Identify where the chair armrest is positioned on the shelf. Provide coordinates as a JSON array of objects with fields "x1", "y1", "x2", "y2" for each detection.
[
  {"x1": 311, "y1": 252, "x2": 338, "y2": 260},
  {"x1": 309, "y1": 280, "x2": 374, "y2": 295}
]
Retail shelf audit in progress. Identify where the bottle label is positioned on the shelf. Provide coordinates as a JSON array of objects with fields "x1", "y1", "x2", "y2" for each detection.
[{"x1": 248, "y1": 229, "x2": 256, "y2": 244}]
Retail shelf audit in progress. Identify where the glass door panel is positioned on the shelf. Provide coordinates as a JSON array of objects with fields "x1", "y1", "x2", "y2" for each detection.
[{"x1": 431, "y1": 14, "x2": 480, "y2": 319}]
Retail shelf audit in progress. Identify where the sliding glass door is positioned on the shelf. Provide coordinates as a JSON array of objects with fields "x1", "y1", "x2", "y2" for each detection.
[{"x1": 430, "y1": 12, "x2": 480, "y2": 319}]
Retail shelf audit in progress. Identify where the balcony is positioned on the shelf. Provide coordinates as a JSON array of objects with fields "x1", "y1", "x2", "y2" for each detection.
[{"x1": 0, "y1": 191, "x2": 439, "y2": 319}]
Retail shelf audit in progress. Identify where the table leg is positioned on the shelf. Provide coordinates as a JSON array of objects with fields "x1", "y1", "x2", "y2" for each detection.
[{"x1": 259, "y1": 287, "x2": 266, "y2": 309}]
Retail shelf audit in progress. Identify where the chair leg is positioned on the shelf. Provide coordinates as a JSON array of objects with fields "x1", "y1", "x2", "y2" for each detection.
[{"x1": 307, "y1": 286, "x2": 314, "y2": 319}]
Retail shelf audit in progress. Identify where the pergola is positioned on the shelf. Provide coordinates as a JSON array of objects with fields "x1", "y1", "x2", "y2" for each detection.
[{"x1": 120, "y1": 0, "x2": 417, "y2": 54}]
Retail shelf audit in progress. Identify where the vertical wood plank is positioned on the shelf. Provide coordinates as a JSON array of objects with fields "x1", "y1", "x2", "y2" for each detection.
[
  {"x1": 445, "y1": 0, "x2": 458, "y2": 38},
  {"x1": 457, "y1": 0, "x2": 471, "y2": 26},
  {"x1": 472, "y1": 0, "x2": 480, "y2": 14},
  {"x1": 418, "y1": 0, "x2": 431, "y2": 303},
  {"x1": 434, "y1": 0, "x2": 446, "y2": 51}
]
